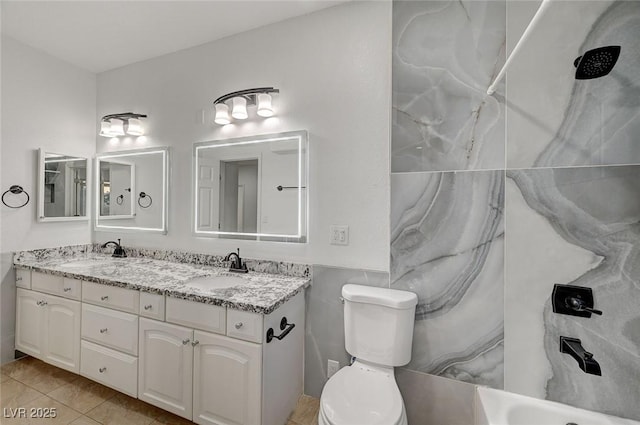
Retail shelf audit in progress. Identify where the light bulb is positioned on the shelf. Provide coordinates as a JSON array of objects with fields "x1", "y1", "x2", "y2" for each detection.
[
  {"x1": 110, "y1": 119, "x2": 125, "y2": 136},
  {"x1": 99, "y1": 120, "x2": 114, "y2": 137},
  {"x1": 126, "y1": 118, "x2": 144, "y2": 136},
  {"x1": 231, "y1": 97, "x2": 248, "y2": 120},
  {"x1": 214, "y1": 103, "x2": 231, "y2": 125},
  {"x1": 256, "y1": 93, "x2": 274, "y2": 117}
]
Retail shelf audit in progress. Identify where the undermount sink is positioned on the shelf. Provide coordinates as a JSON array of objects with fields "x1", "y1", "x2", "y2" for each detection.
[
  {"x1": 183, "y1": 275, "x2": 248, "y2": 290},
  {"x1": 58, "y1": 258, "x2": 125, "y2": 269}
]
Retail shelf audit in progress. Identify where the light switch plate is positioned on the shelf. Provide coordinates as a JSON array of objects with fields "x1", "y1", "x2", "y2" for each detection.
[{"x1": 330, "y1": 225, "x2": 349, "y2": 245}]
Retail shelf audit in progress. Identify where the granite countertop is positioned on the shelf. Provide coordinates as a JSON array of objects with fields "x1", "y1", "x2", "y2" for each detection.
[{"x1": 14, "y1": 253, "x2": 310, "y2": 314}]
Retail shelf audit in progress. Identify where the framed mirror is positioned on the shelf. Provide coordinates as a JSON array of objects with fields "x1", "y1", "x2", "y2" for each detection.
[
  {"x1": 37, "y1": 149, "x2": 88, "y2": 222},
  {"x1": 95, "y1": 147, "x2": 169, "y2": 234},
  {"x1": 193, "y1": 130, "x2": 307, "y2": 242}
]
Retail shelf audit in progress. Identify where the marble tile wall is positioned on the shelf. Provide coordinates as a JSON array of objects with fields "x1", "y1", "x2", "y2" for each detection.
[{"x1": 392, "y1": 0, "x2": 640, "y2": 421}]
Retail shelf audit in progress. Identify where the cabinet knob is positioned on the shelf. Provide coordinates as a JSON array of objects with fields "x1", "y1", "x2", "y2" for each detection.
[
  {"x1": 101, "y1": 295, "x2": 109, "y2": 301},
  {"x1": 99, "y1": 328, "x2": 108, "y2": 334},
  {"x1": 144, "y1": 304, "x2": 153, "y2": 310},
  {"x1": 182, "y1": 339, "x2": 190, "y2": 345},
  {"x1": 191, "y1": 340, "x2": 200, "y2": 347},
  {"x1": 99, "y1": 367, "x2": 107, "y2": 373},
  {"x1": 63, "y1": 287, "x2": 72, "y2": 292},
  {"x1": 235, "y1": 322, "x2": 244, "y2": 329}
]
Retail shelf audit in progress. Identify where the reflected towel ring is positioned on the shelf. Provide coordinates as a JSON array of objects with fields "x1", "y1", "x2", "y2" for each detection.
[
  {"x1": 116, "y1": 194, "x2": 124, "y2": 205},
  {"x1": 2, "y1": 185, "x2": 30, "y2": 209},
  {"x1": 138, "y1": 192, "x2": 152, "y2": 208}
]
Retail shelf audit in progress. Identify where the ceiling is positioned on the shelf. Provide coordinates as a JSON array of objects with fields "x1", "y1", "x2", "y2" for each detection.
[{"x1": 1, "y1": 1, "x2": 346, "y2": 73}]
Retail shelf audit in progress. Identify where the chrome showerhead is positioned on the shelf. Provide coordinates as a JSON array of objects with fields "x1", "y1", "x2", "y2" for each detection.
[{"x1": 574, "y1": 45, "x2": 621, "y2": 80}]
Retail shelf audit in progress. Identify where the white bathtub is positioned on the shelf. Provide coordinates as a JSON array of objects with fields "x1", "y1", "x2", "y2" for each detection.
[{"x1": 475, "y1": 387, "x2": 640, "y2": 425}]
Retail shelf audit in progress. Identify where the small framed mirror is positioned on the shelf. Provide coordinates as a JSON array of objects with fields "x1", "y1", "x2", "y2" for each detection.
[
  {"x1": 37, "y1": 149, "x2": 88, "y2": 222},
  {"x1": 95, "y1": 147, "x2": 169, "y2": 234},
  {"x1": 194, "y1": 130, "x2": 307, "y2": 242}
]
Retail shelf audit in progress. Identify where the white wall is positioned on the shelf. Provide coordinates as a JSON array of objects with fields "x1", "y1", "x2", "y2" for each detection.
[
  {"x1": 95, "y1": 1, "x2": 392, "y2": 271},
  {"x1": 0, "y1": 36, "x2": 96, "y2": 363}
]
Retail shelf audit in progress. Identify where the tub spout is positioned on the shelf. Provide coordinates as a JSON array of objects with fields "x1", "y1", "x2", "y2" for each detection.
[{"x1": 560, "y1": 336, "x2": 601, "y2": 376}]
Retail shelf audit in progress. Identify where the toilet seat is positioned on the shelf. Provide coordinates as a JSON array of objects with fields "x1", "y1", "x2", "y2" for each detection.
[{"x1": 319, "y1": 362, "x2": 405, "y2": 425}]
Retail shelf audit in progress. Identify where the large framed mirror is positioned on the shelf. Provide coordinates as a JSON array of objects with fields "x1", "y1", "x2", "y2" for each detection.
[
  {"x1": 193, "y1": 130, "x2": 307, "y2": 242},
  {"x1": 95, "y1": 147, "x2": 169, "y2": 234},
  {"x1": 37, "y1": 149, "x2": 88, "y2": 222}
]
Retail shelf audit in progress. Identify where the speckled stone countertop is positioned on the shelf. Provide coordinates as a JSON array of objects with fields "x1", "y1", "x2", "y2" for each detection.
[{"x1": 14, "y1": 253, "x2": 310, "y2": 314}]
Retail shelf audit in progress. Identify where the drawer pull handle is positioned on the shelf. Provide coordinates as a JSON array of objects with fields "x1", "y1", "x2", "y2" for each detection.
[
  {"x1": 99, "y1": 367, "x2": 107, "y2": 373},
  {"x1": 235, "y1": 322, "x2": 244, "y2": 329},
  {"x1": 144, "y1": 304, "x2": 153, "y2": 310},
  {"x1": 63, "y1": 287, "x2": 72, "y2": 292},
  {"x1": 191, "y1": 340, "x2": 200, "y2": 347},
  {"x1": 182, "y1": 339, "x2": 190, "y2": 345},
  {"x1": 37, "y1": 301, "x2": 48, "y2": 306},
  {"x1": 101, "y1": 295, "x2": 109, "y2": 301},
  {"x1": 16, "y1": 277, "x2": 22, "y2": 281},
  {"x1": 100, "y1": 328, "x2": 108, "y2": 334}
]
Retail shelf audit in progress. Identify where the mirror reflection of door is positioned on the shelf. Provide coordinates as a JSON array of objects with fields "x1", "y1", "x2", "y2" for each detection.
[
  {"x1": 99, "y1": 161, "x2": 133, "y2": 217},
  {"x1": 219, "y1": 159, "x2": 259, "y2": 233}
]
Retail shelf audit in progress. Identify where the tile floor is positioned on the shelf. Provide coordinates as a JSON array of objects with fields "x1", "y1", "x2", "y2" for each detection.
[{"x1": 1, "y1": 356, "x2": 319, "y2": 425}]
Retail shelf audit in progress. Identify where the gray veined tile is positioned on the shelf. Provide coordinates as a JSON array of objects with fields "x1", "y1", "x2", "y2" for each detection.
[
  {"x1": 506, "y1": 165, "x2": 640, "y2": 421},
  {"x1": 390, "y1": 170, "x2": 504, "y2": 388},
  {"x1": 392, "y1": 0, "x2": 506, "y2": 172}
]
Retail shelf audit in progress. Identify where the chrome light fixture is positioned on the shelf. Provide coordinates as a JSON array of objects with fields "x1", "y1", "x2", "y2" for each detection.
[
  {"x1": 99, "y1": 112, "x2": 148, "y2": 137},
  {"x1": 213, "y1": 87, "x2": 279, "y2": 125}
]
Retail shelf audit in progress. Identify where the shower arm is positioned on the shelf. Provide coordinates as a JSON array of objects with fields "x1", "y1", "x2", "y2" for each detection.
[{"x1": 487, "y1": 0, "x2": 553, "y2": 95}]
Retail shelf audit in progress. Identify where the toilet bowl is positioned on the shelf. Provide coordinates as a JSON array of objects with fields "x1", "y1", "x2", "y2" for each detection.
[
  {"x1": 318, "y1": 284, "x2": 417, "y2": 425},
  {"x1": 318, "y1": 361, "x2": 407, "y2": 425}
]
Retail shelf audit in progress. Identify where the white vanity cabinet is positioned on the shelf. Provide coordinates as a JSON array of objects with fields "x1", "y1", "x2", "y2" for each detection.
[{"x1": 16, "y1": 288, "x2": 81, "y2": 373}]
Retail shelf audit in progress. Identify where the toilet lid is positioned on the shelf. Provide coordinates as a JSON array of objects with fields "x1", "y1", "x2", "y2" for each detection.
[{"x1": 320, "y1": 364, "x2": 404, "y2": 425}]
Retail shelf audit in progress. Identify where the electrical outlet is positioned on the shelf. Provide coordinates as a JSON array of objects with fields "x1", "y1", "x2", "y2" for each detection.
[
  {"x1": 330, "y1": 225, "x2": 349, "y2": 246},
  {"x1": 327, "y1": 359, "x2": 340, "y2": 378}
]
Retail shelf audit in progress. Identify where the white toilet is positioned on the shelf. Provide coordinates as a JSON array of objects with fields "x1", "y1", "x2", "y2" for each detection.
[{"x1": 318, "y1": 284, "x2": 418, "y2": 425}]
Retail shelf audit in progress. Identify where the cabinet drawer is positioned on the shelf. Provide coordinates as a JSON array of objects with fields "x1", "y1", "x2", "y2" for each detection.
[
  {"x1": 166, "y1": 297, "x2": 226, "y2": 334},
  {"x1": 227, "y1": 309, "x2": 263, "y2": 343},
  {"x1": 82, "y1": 281, "x2": 139, "y2": 314},
  {"x1": 139, "y1": 292, "x2": 165, "y2": 321},
  {"x1": 81, "y1": 340, "x2": 138, "y2": 398},
  {"x1": 16, "y1": 269, "x2": 31, "y2": 289},
  {"x1": 31, "y1": 272, "x2": 81, "y2": 300},
  {"x1": 82, "y1": 303, "x2": 138, "y2": 355}
]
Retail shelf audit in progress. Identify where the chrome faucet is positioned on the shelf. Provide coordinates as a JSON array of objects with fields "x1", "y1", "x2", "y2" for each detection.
[
  {"x1": 102, "y1": 239, "x2": 127, "y2": 258},
  {"x1": 224, "y1": 248, "x2": 248, "y2": 273},
  {"x1": 560, "y1": 336, "x2": 601, "y2": 376}
]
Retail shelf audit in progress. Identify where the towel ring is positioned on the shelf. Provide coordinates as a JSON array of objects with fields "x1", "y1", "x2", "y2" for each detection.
[
  {"x1": 138, "y1": 192, "x2": 152, "y2": 208},
  {"x1": 116, "y1": 194, "x2": 124, "y2": 205},
  {"x1": 2, "y1": 185, "x2": 30, "y2": 209}
]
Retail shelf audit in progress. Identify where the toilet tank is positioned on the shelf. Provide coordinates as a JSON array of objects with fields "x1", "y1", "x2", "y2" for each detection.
[{"x1": 342, "y1": 284, "x2": 418, "y2": 367}]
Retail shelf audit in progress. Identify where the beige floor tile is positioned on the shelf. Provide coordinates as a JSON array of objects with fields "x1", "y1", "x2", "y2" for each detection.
[
  {"x1": 85, "y1": 393, "x2": 163, "y2": 425},
  {"x1": 1, "y1": 373, "x2": 11, "y2": 383},
  {"x1": 0, "y1": 395, "x2": 82, "y2": 425},
  {"x1": 47, "y1": 375, "x2": 117, "y2": 413},
  {"x1": 289, "y1": 395, "x2": 320, "y2": 425},
  {"x1": 150, "y1": 409, "x2": 195, "y2": 425},
  {"x1": 0, "y1": 378, "x2": 43, "y2": 409},
  {"x1": 3, "y1": 357, "x2": 79, "y2": 394},
  {"x1": 69, "y1": 415, "x2": 102, "y2": 425}
]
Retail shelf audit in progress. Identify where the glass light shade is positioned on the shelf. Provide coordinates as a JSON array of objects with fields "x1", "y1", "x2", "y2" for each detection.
[
  {"x1": 256, "y1": 93, "x2": 274, "y2": 117},
  {"x1": 99, "y1": 121, "x2": 114, "y2": 137},
  {"x1": 214, "y1": 103, "x2": 231, "y2": 125},
  {"x1": 110, "y1": 119, "x2": 125, "y2": 136},
  {"x1": 231, "y1": 97, "x2": 248, "y2": 120},
  {"x1": 126, "y1": 118, "x2": 144, "y2": 136}
]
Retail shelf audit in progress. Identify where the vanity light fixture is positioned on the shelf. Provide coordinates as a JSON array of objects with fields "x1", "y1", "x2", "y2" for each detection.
[
  {"x1": 99, "y1": 112, "x2": 148, "y2": 137},
  {"x1": 213, "y1": 87, "x2": 279, "y2": 125}
]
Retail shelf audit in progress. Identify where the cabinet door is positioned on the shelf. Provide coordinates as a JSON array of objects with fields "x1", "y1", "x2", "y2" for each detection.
[
  {"x1": 193, "y1": 330, "x2": 262, "y2": 425},
  {"x1": 15, "y1": 289, "x2": 44, "y2": 357},
  {"x1": 42, "y1": 294, "x2": 81, "y2": 373},
  {"x1": 138, "y1": 318, "x2": 193, "y2": 420}
]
